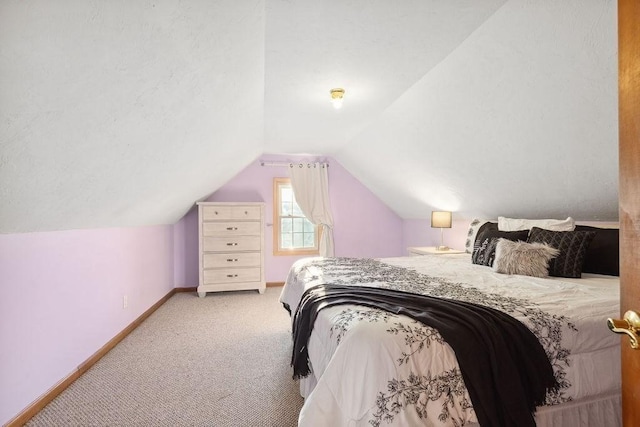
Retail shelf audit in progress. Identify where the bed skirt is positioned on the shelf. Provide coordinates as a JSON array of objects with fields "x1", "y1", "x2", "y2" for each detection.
[
  {"x1": 534, "y1": 391, "x2": 621, "y2": 427},
  {"x1": 299, "y1": 376, "x2": 620, "y2": 426}
]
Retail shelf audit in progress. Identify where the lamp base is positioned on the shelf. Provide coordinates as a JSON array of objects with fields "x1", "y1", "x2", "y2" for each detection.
[{"x1": 436, "y1": 245, "x2": 450, "y2": 251}]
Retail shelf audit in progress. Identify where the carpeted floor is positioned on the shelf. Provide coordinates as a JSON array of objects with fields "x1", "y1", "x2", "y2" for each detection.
[{"x1": 26, "y1": 287, "x2": 304, "y2": 427}]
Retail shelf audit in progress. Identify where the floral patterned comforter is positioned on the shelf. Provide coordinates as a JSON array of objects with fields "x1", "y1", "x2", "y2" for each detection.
[{"x1": 279, "y1": 254, "x2": 620, "y2": 427}]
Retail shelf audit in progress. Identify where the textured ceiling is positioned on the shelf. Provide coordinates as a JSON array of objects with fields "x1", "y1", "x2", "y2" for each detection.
[
  {"x1": 1, "y1": 0, "x2": 265, "y2": 233},
  {"x1": 336, "y1": 0, "x2": 618, "y2": 221},
  {"x1": 263, "y1": 0, "x2": 506, "y2": 153},
  {"x1": 0, "y1": 0, "x2": 618, "y2": 233}
]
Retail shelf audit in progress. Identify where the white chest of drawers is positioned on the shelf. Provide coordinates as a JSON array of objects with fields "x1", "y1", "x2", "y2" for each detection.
[{"x1": 197, "y1": 202, "x2": 266, "y2": 297}]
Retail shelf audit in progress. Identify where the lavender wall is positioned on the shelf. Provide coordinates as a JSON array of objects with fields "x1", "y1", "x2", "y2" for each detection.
[
  {"x1": 0, "y1": 225, "x2": 174, "y2": 425},
  {"x1": 173, "y1": 154, "x2": 405, "y2": 284}
]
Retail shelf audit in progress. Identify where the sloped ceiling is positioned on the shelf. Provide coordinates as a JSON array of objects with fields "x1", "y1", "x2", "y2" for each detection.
[
  {"x1": 336, "y1": 0, "x2": 618, "y2": 221},
  {"x1": 263, "y1": 0, "x2": 507, "y2": 153},
  {"x1": 0, "y1": 0, "x2": 618, "y2": 234},
  {"x1": 1, "y1": 0, "x2": 265, "y2": 233}
]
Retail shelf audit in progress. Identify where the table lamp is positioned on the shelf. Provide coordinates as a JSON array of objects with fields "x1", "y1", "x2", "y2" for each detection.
[{"x1": 431, "y1": 211, "x2": 452, "y2": 251}]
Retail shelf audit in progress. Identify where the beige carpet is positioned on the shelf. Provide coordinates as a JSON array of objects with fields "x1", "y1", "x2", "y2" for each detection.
[{"x1": 26, "y1": 287, "x2": 304, "y2": 426}]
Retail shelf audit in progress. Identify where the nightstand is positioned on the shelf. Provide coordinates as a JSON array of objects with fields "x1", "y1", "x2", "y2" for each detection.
[{"x1": 407, "y1": 247, "x2": 466, "y2": 256}]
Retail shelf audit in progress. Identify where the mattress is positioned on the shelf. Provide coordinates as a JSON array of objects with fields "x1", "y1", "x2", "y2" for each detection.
[{"x1": 280, "y1": 254, "x2": 621, "y2": 426}]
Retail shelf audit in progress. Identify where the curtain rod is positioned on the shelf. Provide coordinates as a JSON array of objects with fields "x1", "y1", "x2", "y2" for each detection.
[{"x1": 259, "y1": 160, "x2": 329, "y2": 167}]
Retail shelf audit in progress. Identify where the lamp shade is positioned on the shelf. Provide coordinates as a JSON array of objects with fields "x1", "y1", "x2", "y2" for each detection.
[{"x1": 431, "y1": 211, "x2": 452, "y2": 228}]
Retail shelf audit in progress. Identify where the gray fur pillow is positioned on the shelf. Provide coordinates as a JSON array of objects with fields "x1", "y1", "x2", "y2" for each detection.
[{"x1": 493, "y1": 239, "x2": 560, "y2": 277}]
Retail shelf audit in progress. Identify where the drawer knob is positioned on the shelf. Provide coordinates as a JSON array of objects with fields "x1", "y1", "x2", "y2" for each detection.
[
  {"x1": 226, "y1": 274, "x2": 238, "y2": 278},
  {"x1": 226, "y1": 227, "x2": 238, "y2": 231},
  {"x1": 226, "y1": 243, "x2": 238, "y2": 246},
  {"x1": 226, "y1": 258, "x2": 238, "y2": 262}
]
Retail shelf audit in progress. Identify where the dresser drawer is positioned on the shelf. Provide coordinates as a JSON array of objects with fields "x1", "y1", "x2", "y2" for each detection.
[
  {"x1": 203, "y1": 267, "x2": 261, "y2": 284},
  {"x1": 201, "y1": 205, "x2": 262, "y2": 221},
  {"x1": 203, "y1": 236, "x2": 261, "y2": 252},
  {"x1": 203, "y1": 252, "x2": 261, "y2": 269},
  {"x1": 202, "y1": 221, "x2": 261, "y2": 237}
]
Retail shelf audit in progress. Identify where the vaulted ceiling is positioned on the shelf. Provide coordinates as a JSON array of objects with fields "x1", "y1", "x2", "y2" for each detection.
[{"x1": 0, "y1": 0, "x2": 618, "y2": 233}]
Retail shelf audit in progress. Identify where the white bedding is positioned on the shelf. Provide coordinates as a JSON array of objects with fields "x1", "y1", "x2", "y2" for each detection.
[{"x1": 280, "y1": 254, "x2": 621, "y2": 426}]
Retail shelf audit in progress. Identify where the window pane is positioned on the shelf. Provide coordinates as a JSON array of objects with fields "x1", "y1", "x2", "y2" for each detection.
[
  {"x1": 303, "y1": 233, "x2": 315, "y2": 247},
  {"x1": 303, "y1": 219, "x2": 314, "y2": 232},
  {"x1": 293, "y1": 232, "x2": 303, "y2": 248},
  {"x1": 281, "y1": 218, "x2": 292, "y2": 233},
  {"x1": 293, "y1": 217, "x2": 304, "y2": 232},
  {"x1": 281, "y1": 187, "x2": 293, "y2": 203},
  {"x1": 281, "y1": 201, "x2": 293, "y2": 216},
  {"x1": 282, "y1": 233, "x2": 292, "y2": 249},
  {"x1": 292, "y1": 202, "x2": 304, "y2": 217}
]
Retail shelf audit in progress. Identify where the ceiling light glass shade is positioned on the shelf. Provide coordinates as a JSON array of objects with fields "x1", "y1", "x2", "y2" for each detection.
[{"x1": 330, "y1": 88, "x2": 345, "y2": 109}]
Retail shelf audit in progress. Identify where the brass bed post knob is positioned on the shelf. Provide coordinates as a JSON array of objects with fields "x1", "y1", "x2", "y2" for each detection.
[{"x1": 607, "y1": 310, "x2": 640, "y2": 349}]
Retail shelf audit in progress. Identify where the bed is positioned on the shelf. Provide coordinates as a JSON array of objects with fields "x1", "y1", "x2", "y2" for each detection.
[{"x1": 280, "y1": 221, "x2": 621, "y2": 426}]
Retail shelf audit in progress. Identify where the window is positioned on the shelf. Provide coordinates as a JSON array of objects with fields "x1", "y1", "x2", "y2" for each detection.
[{"x1": 273, "y1": 177, "x2": 319, "y2": 255}]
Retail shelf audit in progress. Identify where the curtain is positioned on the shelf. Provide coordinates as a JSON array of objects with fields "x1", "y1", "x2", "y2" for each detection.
[{"x1": 289, "y1": 162, "x2": 335, "y2": 257}]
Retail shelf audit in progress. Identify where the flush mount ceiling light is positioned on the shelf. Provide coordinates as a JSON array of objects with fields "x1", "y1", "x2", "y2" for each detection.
[{"x1": 330, "y1": 88, "x2": 345, "y2": 109}]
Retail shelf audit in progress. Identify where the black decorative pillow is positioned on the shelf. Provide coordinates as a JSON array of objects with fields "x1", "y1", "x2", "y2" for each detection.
[
  {"x1": 465, "y1": 219, "x2": 495, "y2": 253},
  {"x1": 574, "y1": 225, "x2": 619, "y2": 276},
  {"x1": 472, "y1": 236, "x2": 500, "y2": 266},
  {"x1": 472, "y1": 226, "x2": 530, "y2": 266},
  {"x1": 527, "y1": 227, "x2": 596, "y2": 278},
  {"x1": 493, "y1": 239, "x2": 559, "y2": 277}
]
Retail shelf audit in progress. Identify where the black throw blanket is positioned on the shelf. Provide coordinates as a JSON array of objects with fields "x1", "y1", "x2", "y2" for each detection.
[{"x1": 291, "y1": 284, "x2": 558, "y2": 427}]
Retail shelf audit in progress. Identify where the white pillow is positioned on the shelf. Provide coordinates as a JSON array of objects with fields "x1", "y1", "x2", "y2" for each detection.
[{"x1": 497, "y1": 216, "x2": 575, "y2": 232}]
